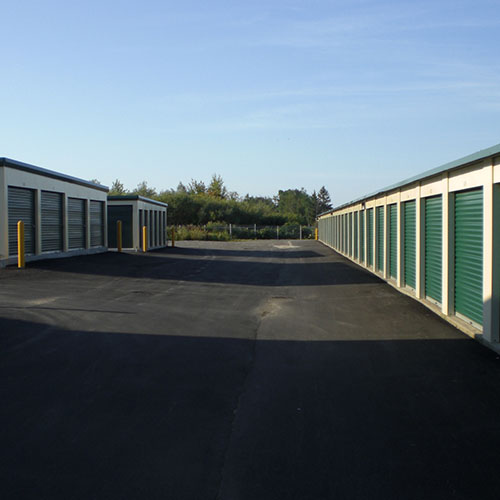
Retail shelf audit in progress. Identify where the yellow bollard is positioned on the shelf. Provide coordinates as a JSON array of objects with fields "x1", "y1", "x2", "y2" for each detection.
[
  {"x1": 171, "y1": 227, "x2": 175, "y2": 248},
  {"x1": 315, "y1": 228, "x2": 318, "y2": 241},
  {"x1": 17, "y1": 220, "x2": 25, "y2": 268},
  {"x1": 117, "y1": 220, "x2": 123, "y2": 252},
  {"x1": 142, "y1": 225, "x2": 148, "y2": 252}
]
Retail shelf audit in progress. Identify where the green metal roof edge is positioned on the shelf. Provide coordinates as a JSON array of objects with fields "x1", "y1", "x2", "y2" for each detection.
[
  {"x1": 318, "y1": 142, "x2": 500, "y2": 218},
  {"x1": 107, "y1": 195, "x2": 168, "y2": 208},
  {"x1": 0, "y1": 157, "x2": 109, "y2": 192}
]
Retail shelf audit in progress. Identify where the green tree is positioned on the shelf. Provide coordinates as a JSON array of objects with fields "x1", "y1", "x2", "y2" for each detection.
[
  {"x1": 109, "y1": 179, "x2": 127, "y2": 196},
  {"x1": 187, "y1": 179, "x2": 206, "y2": 195},
  {"x1": 207, "y1": 174, "x2": 228, "y2": 199},
  {"x1": 317, "y1": 186, "x2": 332, "y2": 214},
  {"x1": 133, "y1": 181, "x2": 157, "y2": 198}
]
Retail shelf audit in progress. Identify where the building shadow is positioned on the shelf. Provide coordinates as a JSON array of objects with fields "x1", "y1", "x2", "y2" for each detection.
[{"x1": 2, "y1": 317, "x2": 500, "y2": 499}]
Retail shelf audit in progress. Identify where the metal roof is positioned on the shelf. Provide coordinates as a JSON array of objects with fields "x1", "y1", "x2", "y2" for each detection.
[
  {"x1": 107, "y1": 195, "x2": 168, "y2": 208},
  {"x1": 318, "y1": 142, "x2": 500, "y2": 218},
  {"x1": 0, "y1": 157, "x2": 109, "y2": 192}
]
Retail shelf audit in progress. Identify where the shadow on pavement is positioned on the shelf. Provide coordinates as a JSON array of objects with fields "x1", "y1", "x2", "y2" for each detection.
[
  {"x1": 2, "y1": 317, "x2": 500, "y2": 500},
  {"x1": 8, "y1": 250, "x2": 384, "y2": 287}
]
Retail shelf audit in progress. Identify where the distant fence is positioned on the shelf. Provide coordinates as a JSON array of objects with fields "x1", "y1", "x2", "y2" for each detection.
[{"x1": 169, "y1": 224, "x2": 315, "y2": 241}]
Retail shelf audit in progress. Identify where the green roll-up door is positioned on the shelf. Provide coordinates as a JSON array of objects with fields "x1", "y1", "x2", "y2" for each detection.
[
  {"x1": 404, "y1": 200, "x2": 416, "y2": 288},
  {"x1": 455, "y1": 189, "x2": 483, "y2": 325},
  {"x1": 425, "y1": 196, "x2": 442, "y2": 303},
  {"x1": 360, "y1": 211, "x2": 365, "y2": 263},
  {"x1": 389, "y1": 204, "x2": 397, "y2": 279},
  {"x1": 367, "y1": 208, "x2": 374, "y2": 266},
  {"x1": 376, "y1": 206, "x2": 384, "y2": 272},
  {"x1": 354, "y1": 211, "x2": 358, "y2": 259},
  {"x1": 348, "y1": 212, "x2": 352, "y2": 256}
]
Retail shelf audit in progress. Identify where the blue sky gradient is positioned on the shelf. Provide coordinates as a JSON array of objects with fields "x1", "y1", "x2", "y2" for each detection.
[{"x1": 2, "y1": 0, "x2": 500, "y2": 205}]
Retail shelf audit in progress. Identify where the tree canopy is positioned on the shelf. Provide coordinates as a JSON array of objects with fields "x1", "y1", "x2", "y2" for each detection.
[{"x1": 108, "y1": 174, "x2": 332, "y2": 226}]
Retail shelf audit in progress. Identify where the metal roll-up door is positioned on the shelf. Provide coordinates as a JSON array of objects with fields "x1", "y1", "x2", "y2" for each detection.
[
  {"x1": 108, "y1": 205, "x2": 133, "y2": 248},
  {"x1": 367, "y1": 208, "x2": 374, "y2": 266},
  {"x1": 41, "y1": 191, "x2": 63, "y2": 252},
  {"x1": 68, "y1": 198, "x2": 86, "y2": 249},
  {"x1": 139, "y1": 209, "x2": 144, "y2": 248},
  {"x1": 155, "y1": 211, "x2": 159, "y2": 247},
  {"x1": 360, "y1": 211, "x2": 365, "y2": 263},
  {"x1": 455, "y1": 189, "x2": 483, "y2": 325},
  {"x1": 90, "y1": 201, "x2": 104, "y2": 247},
  {"x1": 376, "y1": 206, "x2": 384, "y2": 272},
  {"x1": 425, "y1": 196, "x2": 442, "y2": 303},
  {"x1": 389, "y1": 204, "x2": 397, "y2": 279},
  {"x1": 354, "y1": 211, "x2": 358, "y2": 259},
  {"x1": 8, "y1": 187, "x2": 35, "y2": 256},
  {"x1": 348, "y1": 212, "x2": 352, "y2": 256},
  {"x1": 404, "y1": 200, "x2": 416, "y2": 288},
  {"x1": 149, "y1": 210, "x2": 153, "y2": 248}
]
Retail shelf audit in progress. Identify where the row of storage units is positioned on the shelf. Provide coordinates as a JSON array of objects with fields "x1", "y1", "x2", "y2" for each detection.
[
  {"x1": 0, "y1": 158, "x2": 168, "y2": 267},
  {"x1": 317, "y1": 143, "x2": 500, "y2": 350},
  {"x1": 107, "y1": 196, "x2": 168, "y2": 251}
]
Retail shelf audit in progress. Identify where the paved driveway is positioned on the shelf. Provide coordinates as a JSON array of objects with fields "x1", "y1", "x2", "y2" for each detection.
[{"x1": 1, "y1": 240, "x2": 500, "y2": 499}]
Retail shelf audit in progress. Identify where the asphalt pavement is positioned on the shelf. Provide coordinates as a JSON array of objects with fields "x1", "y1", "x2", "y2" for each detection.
[{"x1": 1, "y1": 240, "x2": 500, "y2": 499}]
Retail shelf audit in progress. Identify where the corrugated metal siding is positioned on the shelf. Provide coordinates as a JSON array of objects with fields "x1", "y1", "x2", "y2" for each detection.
[
  {"x1": 8, "y1": 187, "x2": 35, "y2": 256},
  {"x1": 425, "y1": 196, "x2": 442, "y2": 303},
  {"x1": 367, "y1": 208, "x2": 374, "y2": 266},
  {"x1": 68, "y1": 198, "x2": 86, "y2": 249},
  {"x1": 41, "y1": 191, "x2": 63, "y2": 252},
  {"x1": 90, "y1": 200, "x2": 104, "y2": 247},
  {"x1": 348, "y1": 212, "x2": 352, "y2": 256},
  {"x1": 404, "y1": 200, "x2": 416, "y2": 288},
  {"x1": 389, "y1": 204, "x2": 397, "y2": 279},
  {"x1": 360, "y1": 211, "x2": 365, "y2": 262},
  {"x1": 354, "y1": 211, "x2": 358, "y2": 259},
  {"x1": 455, "y1": 189, "x2": 483, "y2": 325},
  {"x1": 139, "y1": 209, "x2": 144, "y2": 248},
  {"x1": 376, "y1": 206, "x2": 384, "y2": 272}
]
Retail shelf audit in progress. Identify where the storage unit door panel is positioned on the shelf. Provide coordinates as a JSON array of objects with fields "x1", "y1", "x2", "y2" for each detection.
[
  {"x1": 90, "y1": 201, "x2": 104, "y2": 247},
  {"x1": 389, "y1": 204, "x2": 397, "y2": 279},
  {"x1": 354, "y1": 211, "x2": 358, "y2": 259},
  {"x1": 8, "y1": 187, "x2": 35, "y2": 256},
  {"x1": 108, "y1": 205, "x2": 133, "y2": 248},
  {"x1": 367, "y1": 209, "x2": 374, "y2": 266},
  {"x1": 425, "y1": 196, "x2": 442, "y2": 303},
  {"x1": 360, "y1": 211, "x2": 365, "y2": 262},
  {"x1": 404, "y1": 201, "x2": 416, "y2": 288},
  {"x1": 454, "y1": 189, "x2": 483, "y2": 325},
  {"x1": 68, "y1": 198, "x2": 86, "y2": 249},
  {"x1": 348, "y1": 213, "x2": 352, "y2": 256},
  {"x1": 376, "y1": 206, "x2": 384, "y2": 272},
  {"x1": 41, "y1": 191, "x2": 63, "y2": 252}
]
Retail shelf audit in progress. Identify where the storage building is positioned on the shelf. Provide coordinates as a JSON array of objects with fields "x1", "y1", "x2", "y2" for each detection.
[
  {"x1": 317, "y1": 143, "x2": 500, "y2": 351},
  {"x1": 0, "y1": 157, "x2": 108, "y2": 267},
  {"x1": 107, "y1": 195, "x2": 168, "y2": 251}
]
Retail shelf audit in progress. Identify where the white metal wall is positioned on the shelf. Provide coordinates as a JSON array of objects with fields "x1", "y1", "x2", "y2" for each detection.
[{"x1": 0, "y1": 166, "x2": 108, "y2": 266}]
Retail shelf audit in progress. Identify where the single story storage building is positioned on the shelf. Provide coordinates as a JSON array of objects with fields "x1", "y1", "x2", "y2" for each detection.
[
  {"x1": 107, "y1": 195, "x2": 168, "y2": 251},
  {"x1": 0, "y1": 158, "x2": 108, "y2": 267},
  {"x1": 317, "y1": 143, "x2": 500, "y2": 351}
]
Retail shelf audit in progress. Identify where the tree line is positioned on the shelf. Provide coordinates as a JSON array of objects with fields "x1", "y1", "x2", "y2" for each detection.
[{"x1": 108, "y1": 174, "x2": 332, "y2": 226}]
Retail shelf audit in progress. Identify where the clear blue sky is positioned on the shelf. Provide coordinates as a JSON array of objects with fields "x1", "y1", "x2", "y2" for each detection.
[{"x1": 2, "y1": 0, "x2": 499, "y2": 205}]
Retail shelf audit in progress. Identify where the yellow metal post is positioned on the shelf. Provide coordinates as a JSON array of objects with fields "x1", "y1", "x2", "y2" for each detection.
[
  {"x1": 117, "y1": 220, "x2": 122, "y2": 252},
  {"x1": 171, "y1": 227, "x2": 175, "y2": 248},
  {"x1": 142, "y1": 226, "x2": 147, "y2": 252},
  {"x1": 17, "y1": 220, "x2": 25, "y2": 268},
  {"x1": 315, "y1": 228, "x2": 318, "y2": 241}
]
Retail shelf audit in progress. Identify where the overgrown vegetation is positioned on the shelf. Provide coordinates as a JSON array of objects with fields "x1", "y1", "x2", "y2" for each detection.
[{"x1": 108, "y1": 174, "x2": 333, "y2": 227}]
